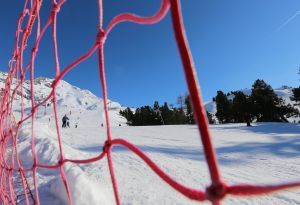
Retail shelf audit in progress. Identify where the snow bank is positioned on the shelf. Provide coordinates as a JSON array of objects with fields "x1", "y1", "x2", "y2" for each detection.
[
  {"x1": 18, "y1": 123, "x2": 61, "y2": 168},
  {"x1": 18, "y1": 122, "x2": 114, "y2": 205},
  {"x1": 49, "y1": 164, "x2": 113, "y2": 205}
]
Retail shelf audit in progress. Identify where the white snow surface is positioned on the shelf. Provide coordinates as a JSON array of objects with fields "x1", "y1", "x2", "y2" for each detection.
[
  {"x1": 2, "y1": 73, "x2": 300, "y2": 204},
  {"x1": 16, "y1": 115, "x2": 300, "y2": 204}
]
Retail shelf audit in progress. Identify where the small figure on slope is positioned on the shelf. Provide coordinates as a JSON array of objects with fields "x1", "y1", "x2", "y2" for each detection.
[
  {"x1": 245, "y1": 113, "x2": 252, "y2": 127},
  {"x1": 62, "y1": 114, "x2": 69, "y2": 128}
]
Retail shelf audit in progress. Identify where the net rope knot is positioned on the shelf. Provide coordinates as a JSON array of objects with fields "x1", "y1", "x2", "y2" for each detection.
[
  {"x1": 96, "y1": 29, "x2": 106, "y2": 45},
  {"x1": 58, "y1": 159, "x2": 64, "y2": 166},
  {"x1": 51, "y1": 79, "x2": 58, "y2": 88},
  {"x1": 31, "y1": 107, "x2": 36, "y2": 114},
  {"x1": 205, "y1": 182, "x2": 227, "y2": 203},
  {"x1": 52, "y1": 3, "x2": 61, "y2": 13},
  {"x1": 103, "y1": 140, "x2": 112, "y2": 154},
  {"x1": 31, "y1": 47, "x2": 38, "y2": 54}
]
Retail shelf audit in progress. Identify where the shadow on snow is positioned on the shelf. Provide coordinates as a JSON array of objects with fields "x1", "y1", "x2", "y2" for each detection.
[
  {"x1": 213, "y1": 122, "x2": 300, "y2": 135},
  {"x1": 78, "y1": 123, "x2": 300, "y2": 166}
]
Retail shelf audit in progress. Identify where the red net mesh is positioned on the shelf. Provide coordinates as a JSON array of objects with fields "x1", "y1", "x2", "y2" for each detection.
[{"x1": 1, "y1": 0, "x2": 300, "y2": 205}]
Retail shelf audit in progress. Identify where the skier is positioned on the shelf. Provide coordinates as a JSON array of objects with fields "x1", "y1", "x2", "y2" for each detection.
[
  {"x1": 245, "y1": 113, "x2": 252, "y2": 127},
  {"x1": 62, "y1": 114, "x2": 69, "y2": 128}
]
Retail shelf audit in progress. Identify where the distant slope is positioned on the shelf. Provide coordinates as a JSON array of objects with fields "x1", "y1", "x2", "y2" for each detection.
[{"x1": 0, "y1": 72, "x2": 127, "y2": 125}]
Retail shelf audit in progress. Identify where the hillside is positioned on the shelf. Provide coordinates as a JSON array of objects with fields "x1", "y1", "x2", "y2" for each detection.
[
  {"x1": 0, "y1": 72, "x2": 127, "y2": 126},
  {"x1": 1, "y1": 73, "x2": 300, "y2": 204}
]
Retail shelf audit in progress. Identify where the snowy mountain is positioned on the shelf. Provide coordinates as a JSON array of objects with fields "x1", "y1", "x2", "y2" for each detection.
[
  {"x1": 0, "y1": 72, "x2": 126, "y2": 118},
  {"x1": 0, "y1": 72, "x2": 122, "y2": 112}
]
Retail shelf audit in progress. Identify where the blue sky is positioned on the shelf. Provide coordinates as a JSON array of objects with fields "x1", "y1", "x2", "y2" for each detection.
[{"x1": 1, "y1": 1, "x2": 300, "y2": 107}]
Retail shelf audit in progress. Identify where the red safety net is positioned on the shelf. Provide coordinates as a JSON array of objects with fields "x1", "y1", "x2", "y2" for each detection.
[{"x1": 1, "y1": 0, "x2": 300, "y2": 205}]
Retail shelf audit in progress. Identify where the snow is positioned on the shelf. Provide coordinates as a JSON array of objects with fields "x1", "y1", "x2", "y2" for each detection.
[
  {"x1": 205, "y1": 101, "x2": 216, "y2": 113},
  {"x1": 2, "y1": 73, "x2": 300, "y2": 204},
  {"x1": 16, "y1": 117, "x2": 300, "y2": 204},
  {"x1": 49, "y1": 164, "x2": 113, "y2": 205},
  {"x1": 0, "y1": 73, "x2": 122, "y2": 114}
]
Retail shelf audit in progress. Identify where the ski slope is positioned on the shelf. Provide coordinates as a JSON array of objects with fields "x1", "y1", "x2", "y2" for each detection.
[
  {"x1": 3, "y1": 73, "x2": 299, "y2": 204},
  {"x1": 17, "y1": 108, "x2": 300, "y2": 204}
]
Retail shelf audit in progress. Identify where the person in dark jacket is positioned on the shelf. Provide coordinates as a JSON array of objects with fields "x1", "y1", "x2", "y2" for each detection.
[
  {"x1": 62, "y1": 114, "x2": 69, "y2": 128},
  {"x1": 245, "y1": 113, "x2": 252, "y2": 127}
]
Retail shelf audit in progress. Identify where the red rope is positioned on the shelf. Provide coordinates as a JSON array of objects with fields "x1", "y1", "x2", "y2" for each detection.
[
  {"x1": 110, "y1": 139, "x2": 207, "y2": 201},
  {"x1": 170, "y1": 0, "x2": 222, "y2": 186},
  {"x1": 1, "y1": 0, "x2": 300, "y2": 205}
]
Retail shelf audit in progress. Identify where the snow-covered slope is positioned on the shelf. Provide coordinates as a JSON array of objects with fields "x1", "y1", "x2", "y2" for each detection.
[
  {"x1": 2, "y1": 72, "x2": 300, "y2": 204},
  {"x1": 0, "y1": 72, "x2": 126, "y2": 126},
  {"x1": 0, "y1": 72, "x2": 121, "y2": 112},
  {"x1": 17, "y1": 120, "x2": 300, "y2": 205},
  {"x1": 275, "y1": 86, "x2": 295, "y2": 105}
]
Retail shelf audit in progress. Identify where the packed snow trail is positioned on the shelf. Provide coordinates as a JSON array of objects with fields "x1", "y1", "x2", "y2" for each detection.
[{"x1": 16, "y1": 104, "x2": 300, "y2": 205}]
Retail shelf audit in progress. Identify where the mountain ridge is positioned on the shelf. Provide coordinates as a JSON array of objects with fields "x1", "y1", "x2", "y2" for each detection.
[{"x1": 0, "y1": 72, "x2": 122, "y2": 112}]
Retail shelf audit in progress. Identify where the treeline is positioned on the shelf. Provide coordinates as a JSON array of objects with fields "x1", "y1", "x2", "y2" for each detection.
[
  {"x1": 215, "y1": 79, "x2": 298, "y2": 124},
  {"x1": 120, "y1": 96, "x2": 213, "y2": 126},
  {"x1": 120, "y1": 79, "x2": 299, "y2": 126}
]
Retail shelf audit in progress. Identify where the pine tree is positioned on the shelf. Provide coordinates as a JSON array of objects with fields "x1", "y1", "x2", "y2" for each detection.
[
  {"x1": 185, "y1": 95, "x2": 195, "y2": 124},
  {"x1": 136, "y1": 106, "x2": 158, "y2": 126},
  {"x1": 291, "y1": 87, "x2": 300, "y2": 104},
  {"x1": 153, "y1": 101, "x2": 163, "y2": 125},
  {"x1": 276, "y1": 100, "x2": 298, "y2": 121},
  {"x1": 231, "y1": 91, "x2": 252, "y2": 123},
  {"x1": 153, "y1": 101, "x2": 160, "y2": 111},
  {"x1": 206, "y1": 111, "x2": 215, "y2": 124},
  {"x1": 250, "y1": 79, "x2": 279, "y2": 121},
  {"x1": 160, "y1": 102, "x2": 173, "y2": 125},
  {"x1": 215, "y1": 91, "x2": 232, "y2": 123},
  {"x1": 177, "y1": 95, "x2": 184, "y2": 110},
  {"x1": 291, "y1": 68, "x2": 300, "y2": 104},
  {"x1": 132, "y1": 108, "x2": 142, "y2": 126},
  {"x1": 119, "y1": 107, "x2": 134, "y2": 125},
  {"x1": 173, "y1": 108, "x2": 187, "y2": 124},
  {"x1": 250, "y1": 79, "x2": 295, "y2": 122},
  {"x1": 120, "y1": 107, "x2": 133, "y2": 125}
]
